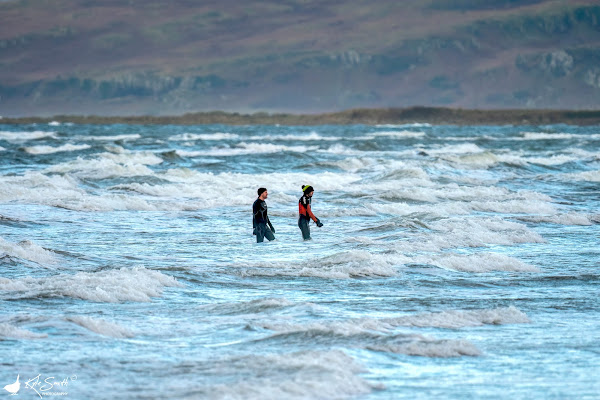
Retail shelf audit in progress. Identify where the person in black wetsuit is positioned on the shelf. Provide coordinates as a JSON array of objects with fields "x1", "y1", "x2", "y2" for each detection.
[
  {"x1": 253, "y1": 187, "x2": 276, "y2": 243},
  {"x1": 298, "y1": 185, "x2": 323, "y2": 240}
]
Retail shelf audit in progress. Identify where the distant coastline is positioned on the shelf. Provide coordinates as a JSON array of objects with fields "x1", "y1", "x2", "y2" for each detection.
[{"x1": 3, "y1": 107, "x2": 600, "y2": 126}]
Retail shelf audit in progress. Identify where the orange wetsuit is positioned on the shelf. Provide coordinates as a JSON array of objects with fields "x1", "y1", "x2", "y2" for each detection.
[{"x1": 299, "y1": 194, "x2": 318, "y2": 222}]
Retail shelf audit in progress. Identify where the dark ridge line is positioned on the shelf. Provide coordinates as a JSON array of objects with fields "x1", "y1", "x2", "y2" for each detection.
[{"x1": 3, "y1": 107, "x2": 600, "y2": 125}]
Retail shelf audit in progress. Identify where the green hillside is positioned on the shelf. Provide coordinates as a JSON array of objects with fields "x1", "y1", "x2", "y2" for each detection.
[{"x1": 1, "y1": 0, "x2": 599, "y2": 116}]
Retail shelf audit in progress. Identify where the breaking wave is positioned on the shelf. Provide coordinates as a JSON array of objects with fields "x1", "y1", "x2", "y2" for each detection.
[{"x1": 0, "y1": 267, "x2": 182, "y2": 303}]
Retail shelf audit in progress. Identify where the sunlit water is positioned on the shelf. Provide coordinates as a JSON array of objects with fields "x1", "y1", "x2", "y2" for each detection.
[{"x1": 1, "y1": 122, "x2": 599, "y2": 399}]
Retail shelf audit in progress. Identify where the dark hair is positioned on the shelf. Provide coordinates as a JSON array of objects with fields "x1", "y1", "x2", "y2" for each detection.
[
  {"x1": 257, "y1": 187, "x2": 267, "y2": 196},
  {"x1": 302, "y1": 185, "x2": 314, "y2": 193}
]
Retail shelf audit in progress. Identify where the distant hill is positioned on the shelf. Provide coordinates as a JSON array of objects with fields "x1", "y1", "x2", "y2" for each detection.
[{"x1": 1, "y1": 0, "x2": 600, "y2": 116}]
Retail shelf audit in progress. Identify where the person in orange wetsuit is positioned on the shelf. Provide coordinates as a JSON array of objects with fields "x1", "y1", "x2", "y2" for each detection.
[{"x1": 298, "y1": 185, "x2": 323, "y2": 240}]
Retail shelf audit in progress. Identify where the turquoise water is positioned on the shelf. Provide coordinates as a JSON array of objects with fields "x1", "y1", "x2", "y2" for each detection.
[{"x1": 1, "y1": 122, "x2": 599, "y2": 399}]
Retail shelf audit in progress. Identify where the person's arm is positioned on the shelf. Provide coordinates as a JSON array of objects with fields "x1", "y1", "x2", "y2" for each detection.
[
  {"x1": 306, "y1": 204, "x2": 323, "y2": 227},
  {"x1": 267, "y1": 216, "x2": 275, "y2": 233},
  {"x1": 263, "y1": 202, "x2": 275, "y2": 233},
  {"x1": 306, "y1": 203, "x2": 318, "y2": 222},
  {"x1": 252, "y1": 201, "x2": 258, "y2": 234}
]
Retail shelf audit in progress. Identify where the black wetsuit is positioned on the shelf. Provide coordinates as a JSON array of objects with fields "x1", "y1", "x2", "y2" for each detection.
[{"x1": 253, "y1": 198, "x2": 275, "y2": 243}]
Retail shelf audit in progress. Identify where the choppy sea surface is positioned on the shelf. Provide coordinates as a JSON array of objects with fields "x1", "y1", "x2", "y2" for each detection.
[{"x1": 1, "y1": 122, "x2": 599, "y2": 399}]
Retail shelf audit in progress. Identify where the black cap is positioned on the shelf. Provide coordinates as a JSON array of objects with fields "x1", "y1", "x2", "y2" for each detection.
[{"x1": 257, "y1": 187, "x2": 267, "y2": 196}]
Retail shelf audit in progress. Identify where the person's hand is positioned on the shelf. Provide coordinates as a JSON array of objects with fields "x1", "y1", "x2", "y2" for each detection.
[{"x1": 316, "y1": 219, "x2": 323, "y2": 228}]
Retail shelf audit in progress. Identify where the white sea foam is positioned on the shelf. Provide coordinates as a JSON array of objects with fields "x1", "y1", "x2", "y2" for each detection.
[
  {"x1": 562, "y1": 170, "x2": 600, "y2": 182},
  {"x1": 442, "y1": 150, "x2": 573, "y2": 168},
  {"x1": 321, "y1": 143, "x2": 363, "y2": 155},
  {"x1": 356, "y1": 192, "x2": 553, "y2": 219},
  {"x1": 46, "y1": 155, "x2": 156, "y2": 179},
  {"x1": 471, "y1": 199, "x2": 556, "y2": 215},
  {"x1": 448, "y1": 185, "x2": 544, "y2": 202},
  {"x1": 0, "y1": 146, "x2": 5, "y2": 151},
  {"x1": 48, "y1": 121, "x2": 61, "y2": 126},
  {"x1": 428, "y1": 146, "x2": 524, "y2": 169},
  {"x1": 1, "y1": 150, "x2": 559, "y2": 218},
  {"x1": 376, "y1": 188, "x2": 439, "y2": 203},
  {"x1": 24, "y1": 143, "x2": 91, "y2": 155},
  {"x1": 367, "y1": 130, "x2": 426, "y2": 138},
  {"x1": 364, "y1": 201, "x2": 471, "y2": 218},
  {"x1": 357, "y1": 188, "x2": 551, "y2": 218},
  {"x1": 0, "y1": 130, "x2": 57, "y2": 142},
  {"x1": 325, "y1": 157, "x2": 380, "y2": 172},
  {"x1": 367, "y1": 339, "x2": 481, "y2": 357},
  {"x1": 0, "y1": 172, "x2": 165, "y2": 211},
  {"x1": 376, "y1": 123, "x2": 431, "y2": 128},
  {"x1": 112, "y1": 182, "x2": 196, "y2": 197},
  {"x1": 452, "y1": 151, "x2": 500, "y2": 167},
  {"x1": 170, "y1": 132, "x2": 240, "y2": 141},
  {"x1": 392, "y1": 221, "x2": 544, "y2": 254},
  {"x1": 419, "y1": 253, "x2": 540, "y2": 273},
  {"x1": 367, "y1": 183, "x2": 534, "y2": 206},
  {"x1": 240, "y1": 250, "x2": 400, "y2": 279},
  {"x1": 307, "y1": 250, "x2": 398, "y2": 277},
  {"x1": 398, "y1": 219, "x2": 544, "y2": 254},
  {"x1": 430, "y1": 217, "x2": 546, "y2": 246},
  {"x1": 0, "y1": 267, "x2": 182, "y2": 302},
  {"x1": 198, "y1": 298, "x2": 311, "y2": 316},
  {"x1": 109, "y1": 181, "x2": 249, "y2": 210},
  {"x1": 568, "y1": 148, "x2": 600, "y2": 160},
  {"x1": 255, "y1": 318, "x2": 387, "y2": 338},
  {"x1": 0, "y1": 322, "x2": 47, "y2": 339},
  {"x1": 162, "y1": 169, "x2": 360, "y2": 194},
  {"x1": 518, "y1": 212, "x2": 594, "y2": 226},
  {"x1": 323, "y1": 207, "x2": 379, "y2": 217},
  {"x1": 255, "y1": 132, "x2": 341, "y2": 141},
  {"x1": 258, "y1": 306, "x2": 529, "y2": 337},
  {"x1": 1, "y1": 171, "x2": 84, "y2": 201},
  {"x1": 371, "y1": 162, "x2": 432, "y2": 181},
  {"x1": 255, "y1": 318, "x2": 482, "y2": 358},
  {"x1": 206, "y1": 350, "x2": 374, "y2": 399},
  {"x1": 102, "y1": 151, "x2": 164, "y2": 165},
  {"x1": 205, "y1": 142, "x2": 319, "y2": 156},
  {"x1": 2, "y1": 167, "x2": 360, "y2": 211},
  {"x1": 384, "y1": 306, "x2": 530, "y2": 328},
  {"x1": 63, "y1": 194, "x2": 165, "y2": 211},
  {"x1": 523, "y1": 132, "x2": 574, "y2": 140},
  {"x1": 525, "y1": 154, "x2": 578, "y2": 165},
  {"x1": 81, "y1": 134, "x2": 141, "y2": 141},
  {"x1": 520, "y1": 132, "x2": 600, "y2": 140},
  {"x1": 66, "y1": 316, "x2": 135, "y2": 338},
  {"x1": 174, "y1": 149, "x2": 206, "y2": 157},
  {"x1": 63, "y1": 194, "x2": 171, "y2": 212},
  {"x1": 427, "y1": 143, "x2": 484, "y2": 155},
  {"x1": 0, "y1": 237, "x2": 59, "y2": 265}
]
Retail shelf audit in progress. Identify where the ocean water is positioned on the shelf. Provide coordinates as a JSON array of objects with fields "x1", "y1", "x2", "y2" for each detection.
[{"x1": 1, "y1": 122, "x2": 599, "y2": 399}]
